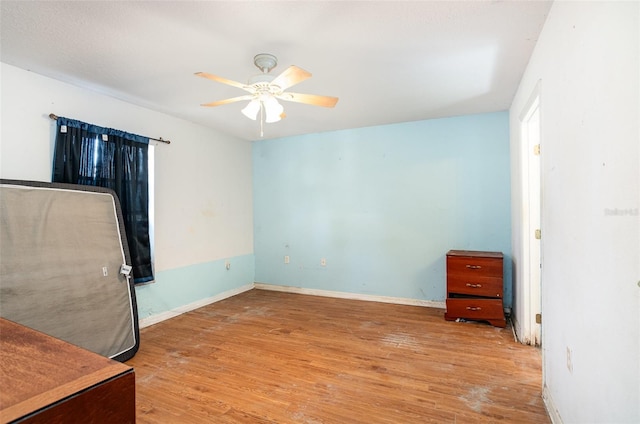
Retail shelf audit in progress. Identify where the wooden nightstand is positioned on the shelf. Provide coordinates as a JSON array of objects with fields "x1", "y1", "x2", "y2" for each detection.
[{"x1": 444, "y1": 250, "x2": 506, "y2": 327}]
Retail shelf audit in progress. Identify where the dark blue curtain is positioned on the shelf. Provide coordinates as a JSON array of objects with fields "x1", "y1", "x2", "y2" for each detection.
[{"x1": 52, "y1": 117, "x2": 153, "y2": 284}]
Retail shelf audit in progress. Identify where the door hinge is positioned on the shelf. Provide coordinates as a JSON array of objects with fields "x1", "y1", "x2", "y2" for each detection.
[
  {"x1": 533, "y1": 144, "x2": 541, "y2": 155},
  {"x1": 535, "y1": 229, "x2": 541, "y2": 240},
  {"x1": 536, "y1": 313, "x2": 542, "y2": 324}
]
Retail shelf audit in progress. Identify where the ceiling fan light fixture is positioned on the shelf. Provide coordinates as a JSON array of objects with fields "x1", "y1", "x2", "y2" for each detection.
[
  {"x1": 263, "y1": 96, "x2": 284, "y2": 123},
  {"x1": 241, "y1": 99, "x2": 260, "y2": 120}
]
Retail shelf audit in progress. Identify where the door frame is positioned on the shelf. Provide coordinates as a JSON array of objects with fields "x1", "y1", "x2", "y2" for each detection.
[{"x1": 518, "y1": 80, "x2": 543, "y2": 347}]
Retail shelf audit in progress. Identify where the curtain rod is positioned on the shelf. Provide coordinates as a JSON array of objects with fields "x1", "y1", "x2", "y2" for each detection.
[{"x1": 49, "y1": 113, "x2": 171, "y2": 144}]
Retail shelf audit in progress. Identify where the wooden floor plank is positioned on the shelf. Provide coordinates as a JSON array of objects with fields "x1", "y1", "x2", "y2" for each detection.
[{"x1": 127, "y1": 289, "x2": 549, "y2": 423}]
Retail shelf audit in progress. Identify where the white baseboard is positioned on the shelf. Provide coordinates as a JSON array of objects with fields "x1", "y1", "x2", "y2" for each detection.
[
  {"x1": 254, "y1": 282, "x2": 446, "y2": 309},
  {"x1": 542, "y1": 384, "x2": 563, "y2": 424},
  {"x1": 511, "y1": 314, "x2": 523, "y2": 343},
  {"x1": 138, "y1": 283, "x2": 255, "y2": 328}
]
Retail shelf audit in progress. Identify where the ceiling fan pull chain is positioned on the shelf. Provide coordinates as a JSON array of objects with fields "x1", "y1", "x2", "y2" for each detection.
[{"x1": 260, "y1": 102, "x2": 265, "y2": 138}]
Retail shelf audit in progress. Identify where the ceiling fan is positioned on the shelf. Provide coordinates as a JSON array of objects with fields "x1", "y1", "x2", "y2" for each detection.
[{"x1": 196, "y1": 54, "x2": 338, "y2": 135}]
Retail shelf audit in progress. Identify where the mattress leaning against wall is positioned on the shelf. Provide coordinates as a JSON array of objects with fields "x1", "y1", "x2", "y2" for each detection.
[{"x1": 0, "y1": 179, "x2": 140, "y2": 362}]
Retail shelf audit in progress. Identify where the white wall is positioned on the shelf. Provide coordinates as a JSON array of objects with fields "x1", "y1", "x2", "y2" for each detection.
[
  {"x1": 0, "y1": 62, "x2": 255, "y2": 319},
  {"x1": 510, "y1": 2, "x2": 639, "y2": 423}
]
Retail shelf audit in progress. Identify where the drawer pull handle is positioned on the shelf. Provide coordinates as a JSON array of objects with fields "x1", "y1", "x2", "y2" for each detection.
[
  {"x1": 466, "y1": 265, "x2": 482, "y2": 269},
  {"x1": 466, "y1": 306, "x2": 482, "y2": 311},
  {"x1": 466, "y1": 283, "x2": 482, "y2": 288}
]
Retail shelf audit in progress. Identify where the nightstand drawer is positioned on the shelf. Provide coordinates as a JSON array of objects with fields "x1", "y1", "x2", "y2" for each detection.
[
  {"x1": 445, "y1": 298, "x2": 504, "y2": 320},
  {"x1": 446, "y1": 275, "x2": 503, "y2": 298},
  {"x1": 447, "y1": 255, "x2": 503, "y2": 278}
]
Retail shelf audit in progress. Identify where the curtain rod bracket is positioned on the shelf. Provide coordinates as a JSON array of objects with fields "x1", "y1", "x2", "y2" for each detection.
[{"x1": 48, "y1": 113, "x2": 170, "y2": 144}]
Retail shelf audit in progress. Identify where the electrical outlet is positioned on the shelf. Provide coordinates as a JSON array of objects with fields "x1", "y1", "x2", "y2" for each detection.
[
  {"x1": 284, "y1": 255, "x2": 290, "y2": 264},
  {"x1": 320, "y1": 258, "x2": 326, "y2": 266},
  {"x1": 566, "y1": 347, "x2": 573, "y2": 373}
]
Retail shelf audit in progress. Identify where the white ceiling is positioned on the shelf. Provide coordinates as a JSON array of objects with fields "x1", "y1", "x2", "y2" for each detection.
[{"x1": 0, "y1": 1, "x2": 552, "y2": 142}]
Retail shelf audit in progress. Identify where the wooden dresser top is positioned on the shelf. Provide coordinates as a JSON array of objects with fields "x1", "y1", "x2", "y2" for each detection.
[
  {"x1": 447, "y1": 249, "x2": 503, "y2": 259},
  {"x1": 0, "y1": 318, "x2": 132, "y2": 422}
]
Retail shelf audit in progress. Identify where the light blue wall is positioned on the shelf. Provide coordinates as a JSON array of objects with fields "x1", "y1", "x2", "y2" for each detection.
[
  {"x1": 253, "y1": 112, "x2": 512, "y2": 306},
  {"x1": 135, "y1": 254, "x2": 255, "y2": 318}
]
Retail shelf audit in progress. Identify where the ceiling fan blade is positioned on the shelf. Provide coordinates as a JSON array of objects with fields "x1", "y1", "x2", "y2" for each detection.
[
  {"x1": 201, "y1": 95, "x2": 254, "y2": 107},
  {"x1": 277, "y1": 92, "x2": 339, "y2": 108},
  {"x1": 270, "y1": 66, "x2": 312, "y2": 91},
  {"x1": 195, "y1": 72, "x2": 250, "y2": 91}
]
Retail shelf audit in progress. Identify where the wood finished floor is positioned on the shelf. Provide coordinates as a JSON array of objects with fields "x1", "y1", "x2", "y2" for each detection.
[{"x1": 127, "y1": 289, "x2": 549, "y2": 423}]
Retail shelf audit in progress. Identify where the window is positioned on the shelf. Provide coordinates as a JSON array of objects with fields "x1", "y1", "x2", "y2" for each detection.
[{"x1": 52, "y1": 117, "x2": 154, "y2": 284}]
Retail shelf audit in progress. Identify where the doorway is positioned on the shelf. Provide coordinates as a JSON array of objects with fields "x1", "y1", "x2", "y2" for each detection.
[{"x1": 519, "y1": 82, "x2": 542, "y2": 346}]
